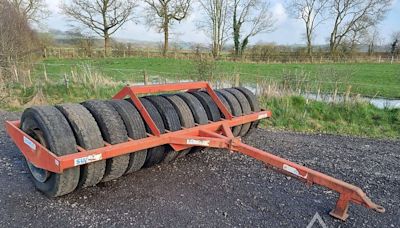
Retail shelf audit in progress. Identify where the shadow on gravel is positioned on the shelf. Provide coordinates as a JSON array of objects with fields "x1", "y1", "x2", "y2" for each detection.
[{"x1": 0, "y1": 111, "x2": 399, "y2": 227}]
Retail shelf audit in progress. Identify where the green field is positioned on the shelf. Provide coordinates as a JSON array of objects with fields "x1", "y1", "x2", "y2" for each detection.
[{"x1": 37, "y1": 57, "x2": 400, "y2": 98}]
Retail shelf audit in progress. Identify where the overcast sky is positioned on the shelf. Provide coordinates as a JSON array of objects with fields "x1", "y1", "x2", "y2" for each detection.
[{"x1": 44, "y1": 0, "x2": 400, "y2": 45}]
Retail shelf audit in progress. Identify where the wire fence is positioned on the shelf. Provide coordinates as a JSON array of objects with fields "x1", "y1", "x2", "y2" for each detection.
[{"x1": 42, "y1": 47, "x2": 400, "y2": 64}]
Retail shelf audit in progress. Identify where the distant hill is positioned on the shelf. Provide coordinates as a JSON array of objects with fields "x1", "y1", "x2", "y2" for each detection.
[{"x1": 39, "y1": 28, "x2": 391, "y2": 53}]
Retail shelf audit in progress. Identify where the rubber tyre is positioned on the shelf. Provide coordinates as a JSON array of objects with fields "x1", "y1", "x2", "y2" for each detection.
[
  {"x1": 224, "y1": 88, "x2": 252, "y2": 136},
  {"x1": 163, "y1": 94, "x2": 195, "y2": 158},
  {"x1": 21, "y1": 106, "x2": 80, "y2": 197},
  {"x1": 145, "y1": 95, "x2": 181, "y2": 163},
  {"x1": 145, "y1": 96, "x2": 181, "y2": 131},
  {"x1": 190, "y1": 91, "x2": 220, "y2": 121},
  {"x1": 81, "y1": 100, "x2": 130, "y2": 182},
  {"x1": 176, "y1": 92, "x2": 208, "y2": 153},
  {"x1": 215, "y1": 92, "x2": 232, "y2": 118},
  {"x1": 135, "y1": 98, "x2": 167, "y2": 167},
  {"x1": 108, "y1": 100, "x2": 148, "y2": 174},
  {"x1": 176, "y1": 92, "x2": 208, "y2": 125},
  {"x1": 216, "y1": 90, "x2": 242, "y2": 136},
  {"x1": 56, "y1": 103, "x2": 106, "y2": 188},
  {"x1": 235, "y1": 87, "x2": 261, "y2": 132}
]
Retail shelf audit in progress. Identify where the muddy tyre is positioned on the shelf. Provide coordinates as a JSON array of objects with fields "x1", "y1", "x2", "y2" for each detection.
[
  {"x1": 108, "y1": 100, "x2": 148, "y2": 174},
  {"x1": 176, "y1": 92, "x2": 208, "y2": 153},
  {"x1": 135, "y1": 98, "x2": 167, "y2": 167},
  {"x1": 215, "y1": 92, "x2": 232, "y2": 118},
  {"x1": 21, "y1": 106, "x2": 80, "y2": 197},
  {"x1": 235, "y1": 87, "x2": 260, "y2": 132},
  {"x1": 81, "y1": 100, "x2": 130, "y2": 182},
  {"x1": 176, "y1": 92, "x2": 208, "y2": 125},
  {"x1": 145, "y1": 95, "x2": 181, "y2": 163},
  {"x1": 190, "y1": 91, "x2": 220, "y2": 121},
  {"x1": 216, "y1": 90, "x2": 242, "y2": 136},
  {"x1": 56, "y1": 103, "x2": 106, "y2": 188},
  {"x1": 163, "y1": 94, "x2": 195, "y2": 158},
  {"x1": 224, "y1": 88, "x2": 252, "y2": 136}
]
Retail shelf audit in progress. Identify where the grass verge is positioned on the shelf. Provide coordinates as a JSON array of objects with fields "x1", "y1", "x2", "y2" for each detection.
[{"x1": 261, "y1": 96, "x2": 400, "y2": 139}]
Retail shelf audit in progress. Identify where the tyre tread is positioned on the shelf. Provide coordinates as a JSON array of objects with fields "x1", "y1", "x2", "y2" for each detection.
[
  {"x1": 56, "y1": 103, "x2": 105, "y2": 188},
  {"x1": 21, "y1": 106, "x2": 80, "y2": 197},
  {"x1": 81, "y1": 100, "x2": 129, "y2": 182}
]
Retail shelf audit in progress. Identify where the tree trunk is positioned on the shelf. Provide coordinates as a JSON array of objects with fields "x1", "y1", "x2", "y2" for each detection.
[
  {"x1": 307, "y1": 41, "x2": 312, "y2": 63},
  {"x1": 233, "y1": 2, "x2": 240, "y2": 57},
  {"x1": 163, "y1": 20, "x2": 169, "y2": 57},
  {"x1": 104, "y1": 33, "x2": 110, "y2": 57},
  {"x1": 307, "y1": 42, "x2": 312, "y2": 58},
  {"x1": 306, "y1": 25, "x2": 312, "y2": 58},
  {"x1": 329, "y1": 35, "x2": 336, "y2": 54},
  {"x1": 212, "y1": 42, "x2": 219, "y2": 58},
  {"x1": 329, "y1": 15, "x2": 340, "y2": 55},
  {"x1": 240, "y1": 36, "x2": 249, "y2": 57},
  {"x1": 233, "y1": 8, "x2": 240, "y2": 57},
  {"x1": 233, "y1": 27, "x2": 240, "y2": 57}
]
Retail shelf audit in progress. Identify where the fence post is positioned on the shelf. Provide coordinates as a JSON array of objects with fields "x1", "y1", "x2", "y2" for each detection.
[
  {"x1": 12, "y1": 65, "x2": 19, "y2": 82},
  {"x1": 63, "y1": 73, "x2": 69, "y2": 89},
  {"x1": 345, "y1": 85, "x2": 352, "y2": 103},
  {"x1": 27, "y1": 69, "x2": 32, "y2": 85},
  {"x1": 333, "y1": 82, "x2": 338, "y2": 103},
  {"x1": 143, "y1": 70, "x2": 149, "y2": 85},
  {"x1": 234, "y1": 73, "x2": 240, "y2": 87}
]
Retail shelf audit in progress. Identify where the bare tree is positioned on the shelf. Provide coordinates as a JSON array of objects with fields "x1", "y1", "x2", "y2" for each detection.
[
  {"x1": 62, "y1": 0, "x2": 137, "y2": 57},
  {"x1": 287, "y1": 0, "x2": 328, "y2": 56},
  {"x1": 10, "y1": 0, "x2": 49, "y2": 23},
  {"x1": 0, "y1": 0, "x2": 37, "y2": 82},
  {"x1": 198, "y1": 0, "x2": 230, "y2": 58},
  {"x1": 341, "y1": 21, "x2": 367, "y2": 54},
  {"x1": 328, "y1": 0, "x2": 392, "y2": 54},
  {"x1": 232, "y1": 0, "x2": 275, "y2": 57},
  {"x1": 144, "y1": 0, "x2": 191, "y2": 56},
  {"x1": 37, "y1": 32, "x2": 54, "y2": 58},
  {"x1": 363, "y1": 27, "x2": 381, "y2": 55}
]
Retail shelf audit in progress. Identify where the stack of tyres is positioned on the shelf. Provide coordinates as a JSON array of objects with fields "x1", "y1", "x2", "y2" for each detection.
[{"x1": 20, "y1": 86, "x2": 260, "y2": 196}]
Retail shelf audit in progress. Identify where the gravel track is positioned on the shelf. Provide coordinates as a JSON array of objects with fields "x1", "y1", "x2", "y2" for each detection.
[{"x1": 0, "y1": 110, "x2": 399, "y2": 227}]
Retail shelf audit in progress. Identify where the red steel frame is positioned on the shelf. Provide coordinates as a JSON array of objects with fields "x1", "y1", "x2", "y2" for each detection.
[{"x1": 4, "y1": 82, "x2": 384, "y2": 221}]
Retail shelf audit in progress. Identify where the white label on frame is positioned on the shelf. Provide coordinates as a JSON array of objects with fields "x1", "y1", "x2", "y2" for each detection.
[
  {"x1": 74, "y1": 154, "x2": 102, "y2": 166},
  {"x1": 283, "y1": 164, "x2": 308, "y2": 179},
  {"x1": 186, "y1": 139, "x2": 210, "y2": 146},
  {"x1": 23, "y1": 136, "x2": 36, "y2": 151},
  {"x1": 257, "y1": 113, "x2": 269, "y2": 120}
]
